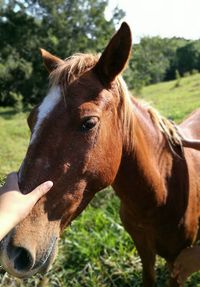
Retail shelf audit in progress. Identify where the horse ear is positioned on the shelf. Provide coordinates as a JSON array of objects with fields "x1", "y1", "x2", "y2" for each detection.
[
  {"x1": 40, "y1": 48, "x2": 64, "y2": 73},
  {"x1": 94, "y1": 22, "x2": 132, "y2": 84}
]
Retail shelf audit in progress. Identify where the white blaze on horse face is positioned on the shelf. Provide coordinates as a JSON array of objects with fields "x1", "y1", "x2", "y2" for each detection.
[{"x1": 30, "y1": 86, "x2": 61, "y2": 144}]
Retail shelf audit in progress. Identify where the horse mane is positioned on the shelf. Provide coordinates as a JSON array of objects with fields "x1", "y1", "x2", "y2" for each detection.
[
  {"x1": 49, "y1": 53, "x2": 100, "y2": 88},
  {"x1": 49, "y1": 53, "x2": 183, "y2": 154},
  {"x1": 112, "y1": 76, "x2": 183, "y2": 155},
  {"x1": 147, "y1": 106, "x2": 182, "y2": 146}
]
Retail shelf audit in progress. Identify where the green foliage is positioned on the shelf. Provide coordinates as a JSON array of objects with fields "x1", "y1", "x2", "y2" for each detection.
[
  {"x1": 9, "y1": 92, "x2": 24, "y2": 112},
  {"x1": 0, "y1": 8, "x2": 41, "y2": 105},
  {"x1": 176, "y1": 41, "x2": 200, "y2": 75},
  {"x1": 124, "y1": 36, "x2": 200, "y2": 92},
  {"x1": 1, "y1": 1, "x2": 200, "y2": 106},
  {"x1": 0, "y1": 0, "x2": 124, "y2": 106},
  {"x1": 125, "y1": 36, "x2": 189, "y2": 91}
]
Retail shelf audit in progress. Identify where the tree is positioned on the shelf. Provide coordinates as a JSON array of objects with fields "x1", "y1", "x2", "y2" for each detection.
[
  {"x1": 124, "y1": 36, "x2": 190, "y2": 90},
  {"x1": 176, "y1": 41, "x2": 200, "y2": 75},
  {"x1": 0, "y1": 0, "x2": 124, "y2": 106},
  {"x1": 126, "y1": 37, "x2": 170, "y2": 90}
]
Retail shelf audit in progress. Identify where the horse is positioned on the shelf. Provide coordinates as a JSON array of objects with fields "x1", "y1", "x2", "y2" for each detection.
[{"x1": 1, "y1": 22, "x2": 200, "y2": 286}]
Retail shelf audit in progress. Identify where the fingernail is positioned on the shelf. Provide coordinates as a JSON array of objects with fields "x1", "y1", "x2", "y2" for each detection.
[{"x1": 45, "y1": 181, "x2": 53, "y2": 189}]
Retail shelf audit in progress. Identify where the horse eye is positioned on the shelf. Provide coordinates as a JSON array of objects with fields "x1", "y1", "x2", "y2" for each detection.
[{"x1": 80, "y1": 117, "x2": 99, "y2": 132}]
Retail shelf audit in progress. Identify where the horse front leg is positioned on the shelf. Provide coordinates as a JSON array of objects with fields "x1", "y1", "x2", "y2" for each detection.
[
  {"x1": 132, "y1": 230, "x2": 156, "y2": 286},
  {"x1": 120, "y1": 206, "x2": 156, "y2": 286}
]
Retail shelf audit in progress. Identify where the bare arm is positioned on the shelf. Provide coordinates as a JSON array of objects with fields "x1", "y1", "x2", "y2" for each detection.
[{"x1": 0, "y1": 173, "x2": 53, "y2": 241}]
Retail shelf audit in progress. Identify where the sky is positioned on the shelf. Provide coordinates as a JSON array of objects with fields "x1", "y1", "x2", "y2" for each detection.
[{"x1": 107, "y1": 0, "x2": 200, "y2": 43}]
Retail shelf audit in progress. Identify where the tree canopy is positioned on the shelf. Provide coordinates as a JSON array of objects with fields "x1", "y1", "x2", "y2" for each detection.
[
  {"x1": 1, "y1": 1, "x2": 200, "y2": 107},
  {"x1": 0, "y1": 0, "x2": 124, "y2": 105}
]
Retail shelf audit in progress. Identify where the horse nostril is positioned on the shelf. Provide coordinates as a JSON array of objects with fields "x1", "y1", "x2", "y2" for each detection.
[{"x1": 8, "y1": 246, "x2": 34, "y2": 272}]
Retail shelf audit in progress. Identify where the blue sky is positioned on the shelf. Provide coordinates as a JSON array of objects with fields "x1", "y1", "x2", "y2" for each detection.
[{"x1": 107, "y1": 0, "x2": 200, "y2": 42}]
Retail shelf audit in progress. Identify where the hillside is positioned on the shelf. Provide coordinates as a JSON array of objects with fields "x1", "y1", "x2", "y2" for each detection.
[{"x1": 140, "y1": 73, "x2": 200, "y2": 122}]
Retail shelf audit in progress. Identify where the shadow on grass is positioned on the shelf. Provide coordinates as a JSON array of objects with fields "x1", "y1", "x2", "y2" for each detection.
[
  {"x1": 0, "y1": 109, "x2": 18, "y2": 119},
  {"x1": 0, "y1": 107, "x2": 30, "y2": 119}
]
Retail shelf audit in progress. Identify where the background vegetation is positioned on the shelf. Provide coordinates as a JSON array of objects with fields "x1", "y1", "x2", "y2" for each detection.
[
  {"x1": 1, "y1": 0, "x2": 200, "y2": 286},
  {"x1": 1, "y1": 0, "x2": 200, "y2": 107},
  {"x1": 0, "y1": 0, "x2": 124, "y2": 106}
]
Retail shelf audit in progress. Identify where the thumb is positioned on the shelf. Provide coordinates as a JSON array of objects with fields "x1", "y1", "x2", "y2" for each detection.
[{"x1": 27, "y1": 181, "x2": 53, "y2": 203}]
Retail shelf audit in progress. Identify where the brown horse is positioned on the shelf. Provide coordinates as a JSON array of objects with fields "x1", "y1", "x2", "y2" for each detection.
[{"x1": 1, "y1": 22, "x2": 200, "y2": 286}]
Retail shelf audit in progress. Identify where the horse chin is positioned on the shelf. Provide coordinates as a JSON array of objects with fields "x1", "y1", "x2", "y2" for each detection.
[{"x1": 0, "y1": 232, "x2": 58, "y2": 278}]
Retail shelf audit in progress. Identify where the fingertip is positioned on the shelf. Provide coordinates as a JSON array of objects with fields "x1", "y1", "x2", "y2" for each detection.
[
  {"x1": 30, "y1": 181, "x2": 53, "y2": 201},
  {"x1": 45, "y1": 181, "x2": 53, "y2": 189},
  {"x1": 40, "y1": 181, "x2": 53, "y2": 195}
]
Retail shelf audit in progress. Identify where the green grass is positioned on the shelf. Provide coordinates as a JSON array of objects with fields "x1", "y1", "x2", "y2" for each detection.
[
  {"x1": 0, "y1": 108, "x2": 29, "y2": 178},
  {"x1": 140, "y1": 73, "x2": 200, "y2": 123},
  {"x1": 1, "y1": 74, "x2": 200, "y2": 286}
]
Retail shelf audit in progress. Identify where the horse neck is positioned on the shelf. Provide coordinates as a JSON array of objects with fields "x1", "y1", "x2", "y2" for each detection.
[{"x1": 113, "y1": 101, "x2": 171, "y2": 209}]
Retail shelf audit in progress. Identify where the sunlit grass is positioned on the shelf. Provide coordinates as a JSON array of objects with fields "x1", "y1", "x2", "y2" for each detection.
[
  {"x1": 140, "y1": 73, "x2": 200, "y2": 123},
  {"x1": 0, "y1": 108, "x2": 29, "y2": 178}
]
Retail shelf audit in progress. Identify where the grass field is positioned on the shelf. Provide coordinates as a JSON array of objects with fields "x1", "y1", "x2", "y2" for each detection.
[
  {"x1": 141, "y1": 73, "x2": 200, "y2": 123},
  {"x1": 1, "y1": 74, "x2": 200, "y2": 286}
]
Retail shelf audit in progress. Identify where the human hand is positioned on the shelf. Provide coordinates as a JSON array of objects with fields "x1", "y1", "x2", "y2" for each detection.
[
  {"x1": 172, "y1": 246, "x2": 200, "y2": 286},
  {"x1": 0, "y1": 172, "x2": 53, "y2": 239}
]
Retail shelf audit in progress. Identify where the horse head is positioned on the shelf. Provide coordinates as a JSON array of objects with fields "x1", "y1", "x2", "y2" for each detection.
[{"x1": 0, "y1": 22, "x2": 132, "y2": 277}]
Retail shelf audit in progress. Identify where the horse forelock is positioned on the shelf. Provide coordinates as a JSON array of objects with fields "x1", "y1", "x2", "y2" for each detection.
[{"x1": 49, "y1": 53, "x2": 100, "y2": 89}]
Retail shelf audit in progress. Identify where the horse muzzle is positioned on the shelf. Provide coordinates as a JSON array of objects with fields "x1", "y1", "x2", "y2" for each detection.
[{"x1": 0, "y1": 231, "x2": 58, "y2": 278}]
